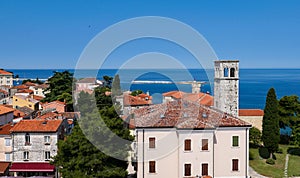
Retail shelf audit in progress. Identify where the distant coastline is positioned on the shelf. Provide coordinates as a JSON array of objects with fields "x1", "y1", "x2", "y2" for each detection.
[{"x1": 7, "y1": 68, "x2": 300, "y2": 110}]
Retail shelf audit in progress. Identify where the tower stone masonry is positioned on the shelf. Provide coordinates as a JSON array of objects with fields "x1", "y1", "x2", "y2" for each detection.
[{"x1": 214, "y1": 60, "x2": 239, "y2": 117}]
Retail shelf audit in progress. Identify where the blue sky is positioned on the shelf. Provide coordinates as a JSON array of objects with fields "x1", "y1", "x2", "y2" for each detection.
[{"x1": 0, "y1": 0, "x2": 300, "y2": 69}]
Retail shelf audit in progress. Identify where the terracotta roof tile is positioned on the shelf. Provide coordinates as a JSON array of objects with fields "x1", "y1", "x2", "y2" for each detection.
[
  {"x1": 0, "y1": 105, "x2": 14, "y2": 115},
  {"x1": 124, "y1": 94, "x2": 152, "y2": 106},
  {"x1": 163, "y1": 91, "x2": 214, "y2": 106},
  {"x1": 239, "y1": 109, "x2": 264, "y2": 116},
  {"x1": 23, "y1": 82, "x2": 37, "y2": 86},
  {"x1": 134, "y1": 100, "x2": 251, "y2": 129},
  {"x1": 12, "y1": 85, "x2": 29, "y2": 90},
  {"x1": 34, "y1": 83, "x2": 48, "y2": 89},
  {"x1": 10, "y1": 119, "x2": 63, "y2": 133},
  {"x1": 16, "y1": 89, "x2": 34, "y2": 94},
  {"x1": 0, "y1": 124, "x2": 14, "y2": 135},
  {"x1": 0, "y1": 89, "x2": 8, "y2": 95},
  {"x1": 0, "y1": 69, "x2": 13, "y2": 75},
  {"x1": 33, "y1": 95, "x2": 44, "y2": 101}
]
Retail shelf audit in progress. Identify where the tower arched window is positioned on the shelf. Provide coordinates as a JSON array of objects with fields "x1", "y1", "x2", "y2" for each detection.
[
  {"x1": 224, "y1": 68, "x2": 229, "y2": 77},
  {"x1": 230, "y1": 68, "x2": 235, "y2": 77}
]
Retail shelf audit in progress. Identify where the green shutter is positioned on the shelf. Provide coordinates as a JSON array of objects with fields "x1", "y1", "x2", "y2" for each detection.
[{"x1": 232, "y1": 136, "x2": 239, "y2": 147}]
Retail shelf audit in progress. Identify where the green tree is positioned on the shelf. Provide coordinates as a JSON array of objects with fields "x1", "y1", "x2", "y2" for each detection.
[
  {"x1": 262, "y1": 88, "x2": 280, "y2": 158},
  {"x1": 41, "y1": 71, "x2": 74, "y2": 111},
  {"x1": 52, "y1": 121, "x2": 130, "y2": 178},
  {"x1": 112, "y1": 74, "x2": 122, "y2": 96},
  {"x1": 22, "y1": 78, "x2": 43, "y2": 84},
  {"x1": 53, "y1": 82, "x2": 134, "y2": 177},
  {"x1": 278, "y1": 95, "x2": 300, "y2": 145},
  {"x1": 130, "y1": 90, "x2": 143, "y2": 96},
  {"x1": 249, "y1": 127, "x2": 262, "y2": 147}
]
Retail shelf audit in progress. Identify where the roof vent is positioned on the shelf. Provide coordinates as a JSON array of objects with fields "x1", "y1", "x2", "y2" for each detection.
[
  {"x1": 160, "y1": 114, "x2": 165, "y2": 119},
  {"x1": 42, "y1": 120, "x2": 47, "y2": 125},
  {"x1": 202, "y1": 113, "x2": 208, "y2": 118}
]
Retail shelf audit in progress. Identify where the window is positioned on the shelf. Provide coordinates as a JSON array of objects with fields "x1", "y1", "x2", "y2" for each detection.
[
  {"x1": 149, "y1": 137, "x2": 155, "y2": 148},
  {"x1": 202, "y1": 163, "x2": 208, "y2": 176},
  {"x1": 5, "y1": 153, "x2": 10, "y2": 161},
  {"x1": 224, "y1": 68, "x2": 229, "y2": 77},
  {"x1": 36, "y1": 91, "x2": 38, "y2": 94},
  {"x1": 23, "y1": 151, "x2": 29, "y2": 160},
  {"x1": 45, "y1": 151, "x2": 51, "y2": 160},
  {"x1": 149, "y1": 161, "x2": 156, "y2": 173},
  {"x1": 232, "y1": 136, "x2": 239, "y2": 147},
  {"x1": 230, "y1": 68, "x2": 235, "y2": 77},
  {"x1": 232, "y1": 159, "x2": 239, "y2": 171},
  {"x1": 184, "y1": 164, "x2": 191, "y2": 176},
  {"x1": 184, "y1": 139, "x2": 191, "y2": 151},
  {"x1": 5, "y1": 138, "x2": 11, "y2": 146},
  {"x1": 202, "y1": 139, "x2": 208, "y2": 150},
  {"x1": 25, "y1": 133, "x2": 30, "y2": 145},
  {"x1": 44, "y1": 136, "x2": 50, "y2": 144}
]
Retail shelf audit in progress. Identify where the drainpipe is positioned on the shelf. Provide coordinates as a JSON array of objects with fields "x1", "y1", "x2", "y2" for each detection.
[
  {"x1": 246, "y1": 128, "x2": 249, "y2": 178},
  {"x1": 142, "y1": 129, "x2": 145, "y2": 178}
]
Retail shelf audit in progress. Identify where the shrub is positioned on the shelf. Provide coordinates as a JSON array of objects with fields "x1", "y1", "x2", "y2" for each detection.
[
  {"x1": 276, "y1": 148, "x2": 283, "y2": 154},
  {"x1": 288, "y1": 147, "x2": 300, "y2": 156},
  {"x1": 266, "y1": 158, "x2": 275, "y2": 165},
  {"x1": 259, "y1": 147, "x2": 270, "y2": 159}
]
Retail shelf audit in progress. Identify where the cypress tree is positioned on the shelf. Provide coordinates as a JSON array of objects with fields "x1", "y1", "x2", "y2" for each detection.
[
  {"x1": 112, "y1": 74, "x2": 122, "y2": 96},
  {"x1": 262, "y1": 88, "x2": 280, "y2": 158}
]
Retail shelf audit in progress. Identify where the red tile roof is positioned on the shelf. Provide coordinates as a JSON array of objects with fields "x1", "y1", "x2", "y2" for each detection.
[
  {"x1": 0, "y1": 89, "x2": 8, "y2": 95},
  {"x1": 16, "y1": 89, "x2": 34, "y2": 94},
  {"x1": 33, "y1": 95, "x2": 44, "y2": 101},
  {"x1": 0, "y1": 124, "x2": 14, "y2": 135},
  {"x1": 10, "y1": 162, "x2": 55, "y2": 172},
  {"x1": 163, "y1": 91, "x2": 214, "y2": 106},
  {"x1": 34, "y1": 83, "x2": 48, "y2": 89},
  {"x1": 134, "y1": 100, "x2": 251, "y2": 129},
  {"x1": 0, "y1": 105, "x2": 14, "y2": 116},
  {"x1": 124, "y1": 94, "x2": 152, "y2": 106},
  {"x1": 12, "y1": 85, "x2": 29, "y2": 90},
  {"x1": 10, "y1": 119, "x2": 62, "y2": 133},
  {"x1": 0, "y1": 162, "x2": 10, "y2": 174},
  {"x1": 239, "y1": 109, "x2": 264, "y2": 116},
  {"x1": 38, "y1": 112, "x2": 58, "y2": 120},
  {"x1": 23, "y1": 81, "x2": 37, "y2": 86},
  {"x1": 0, "y1": 69, "x2": 12, "y2": 75}
]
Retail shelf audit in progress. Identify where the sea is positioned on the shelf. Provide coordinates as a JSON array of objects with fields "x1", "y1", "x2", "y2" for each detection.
[{"x1": 8, "y1": 69, "x2": 300, "y2": 110}]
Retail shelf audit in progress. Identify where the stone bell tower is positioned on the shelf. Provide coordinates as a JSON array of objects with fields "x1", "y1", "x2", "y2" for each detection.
[{"x1": 214, "y1": 60, "x2": 239, "y2": 117}]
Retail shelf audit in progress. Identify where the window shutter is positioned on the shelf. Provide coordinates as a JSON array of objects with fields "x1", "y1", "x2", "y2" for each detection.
[
  {"x1": 149, "y1": 137, "x2": 155, "y2": 148},
  {"x1": 149, "y1": 161, "x2": 156, "y2": 173},
  {"x1": 184, "y1": 139, "x2": 191, "y2": 151},
  {"x1": 232, "y1": 136, "x2": 239, "y2": 147},
  {"x1": 232, "y1": 159, "x2": 239, "y2": 171},
  {"x1": 202, "y1": 139, "x2": 208, "y2": 150},
  {"x1": 184, "y1": 164, "x2": 191, "y2": 176},
  {"x1": 202, "y1": 163, "x2": 208, "y2": 176}
]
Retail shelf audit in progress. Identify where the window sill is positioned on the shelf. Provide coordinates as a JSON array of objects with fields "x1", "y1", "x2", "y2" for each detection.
[
  {"x1": 183, "y1": 150, "x2": 192, "y2": 153},
  {"x1": 231, "y1": 146, "x2": 240, "y2": 149},
  {"x1": 200, "y1": 150, "x2": 210, "y2": 152}
]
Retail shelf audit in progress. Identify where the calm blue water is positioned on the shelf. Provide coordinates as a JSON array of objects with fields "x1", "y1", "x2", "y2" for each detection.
[{"x1": 8, "y1": 69, "x2": 300, "y2": 109}]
